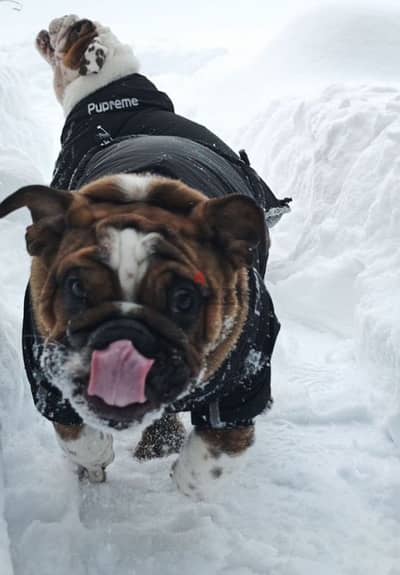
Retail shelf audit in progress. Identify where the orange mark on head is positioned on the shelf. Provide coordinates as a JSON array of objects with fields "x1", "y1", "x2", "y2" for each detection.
[{"x1": 193, "y1": 271, "x2": 206, "y2": 287}]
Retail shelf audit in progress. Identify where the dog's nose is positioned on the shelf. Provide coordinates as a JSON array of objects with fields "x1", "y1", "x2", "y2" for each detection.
[{"x1": 87, "y1": 319, "x2": 158, "y2": 357}]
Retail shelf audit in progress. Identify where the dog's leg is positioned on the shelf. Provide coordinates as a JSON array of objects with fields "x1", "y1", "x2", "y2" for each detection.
[
  {"x1": 36, "y1": 15, "x2": 80, "y2": 67},
  {"x1": 54, "y1": 423, "x2": 114, "y2": 483},
  {"x1": 171, "y1": 425, "x2": 255, "y2": 499},
  {"x1": 134, "y1": 414, "x2": 186, "y2": 461},
  {"x1": 35, "y1": 16, "x2": 109, "y2": 103},
  {"x1": 41, "y1": 15, "x2": 108, "y2": 74}
]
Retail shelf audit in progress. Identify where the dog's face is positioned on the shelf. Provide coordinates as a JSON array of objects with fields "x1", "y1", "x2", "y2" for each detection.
[{"x1": 0, "y1": 175, "x2": 266, "y2": 429}]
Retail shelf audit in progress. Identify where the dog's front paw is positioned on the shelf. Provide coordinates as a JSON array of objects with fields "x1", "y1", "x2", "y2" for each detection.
[
  {"x1": 55, "y1": 424, "x2": 115, "y2": 483},
  {"x1": 171, "y1": 430, "x2": 229, "y2": 499},
  {"x1": 36, "y1": 30, "x2": 55, "y2": 64},
  {"x1": 48, "y1": 14, "x2": 79, "y2": 54},
  {"x1": 79, "y1": 38, "x2": 108, "y2": 76}
]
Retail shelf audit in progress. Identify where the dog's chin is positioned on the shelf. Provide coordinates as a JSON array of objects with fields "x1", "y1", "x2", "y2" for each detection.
[
  {"x1": 84, "y1": 392, "x2": 160, "y2": 430},
  {"x1": 68, "y1": 367, "x2": 191, "y2": 430}
]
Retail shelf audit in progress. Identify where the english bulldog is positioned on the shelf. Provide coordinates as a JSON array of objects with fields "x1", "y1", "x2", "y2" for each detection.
[{"x1": 0, "y1": 16, "x2": 287, "y2": 497}]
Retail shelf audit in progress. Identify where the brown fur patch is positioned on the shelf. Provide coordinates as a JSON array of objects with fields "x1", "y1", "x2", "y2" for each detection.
[
  {"x1": 147, "y1": 180, "x2": 206, "y2": 213},
  {"x1": 199, "y1": 426, "x2": 255, "y2": 456},
  {"x1": 62, "y1": 20, "x2": 97, "y2": 70},
  {"x1": 80, "y1": 177, "x2": 134, "y2": 203},
  {"x1": 54, "y1": 423, "x2": 84, "y2": 441}
]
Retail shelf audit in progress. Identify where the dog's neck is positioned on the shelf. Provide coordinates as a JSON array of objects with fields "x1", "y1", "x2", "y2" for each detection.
[{"x1": 62, "y1": 36, "x2": 139, "y2": 116}]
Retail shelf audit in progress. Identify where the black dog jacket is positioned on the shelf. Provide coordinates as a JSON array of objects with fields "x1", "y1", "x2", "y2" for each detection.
[{"x1": 23, "y1": 73, "x2": 287, "y2": 428}]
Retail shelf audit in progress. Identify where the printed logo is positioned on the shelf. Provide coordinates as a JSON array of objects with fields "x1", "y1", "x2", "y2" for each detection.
[{"x1": 88, "y1": 97, "x2": 139, "y2": 115}]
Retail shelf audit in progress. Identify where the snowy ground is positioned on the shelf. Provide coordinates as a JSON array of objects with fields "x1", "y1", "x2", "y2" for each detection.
[{"x1": 0, "y1": 4, "x2": 399, "y2": 575}]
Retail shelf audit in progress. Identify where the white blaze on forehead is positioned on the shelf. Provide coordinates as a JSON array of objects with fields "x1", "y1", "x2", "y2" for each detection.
[
  {"x1": 118, "y1": 302, "x2": 143, "y2": 315},
  {"x1": 115, "y1": 173, "x2": 159, "y2": 201},
  {"x1": 104, "y1": 227, "x2": 160, "y2": 299}
]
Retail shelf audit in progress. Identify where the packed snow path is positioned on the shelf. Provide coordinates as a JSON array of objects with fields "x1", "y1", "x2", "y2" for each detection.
[
  {"x1": 1, "y1": 21, "x2": 400, "y2": 575},
  {"x1": 0, "y1": 292, "x2": 398, "y2": 575}
]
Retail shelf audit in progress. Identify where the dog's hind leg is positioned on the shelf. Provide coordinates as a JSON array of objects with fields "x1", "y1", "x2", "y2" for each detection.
[
  {"x1": 134, "y1": 414, "x2": 186, "y2": 461},
  {"x1": 54, "y1": 423, "x2": 114, "y2": 483}
]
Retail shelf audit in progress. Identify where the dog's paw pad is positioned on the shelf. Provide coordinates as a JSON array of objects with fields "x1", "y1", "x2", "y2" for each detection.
[
  {"x1": 79, "y1": 39, "x2": 108, "y2": 76},
  {"x1": 36, "y1": 30, "x2": 55, "y2": 62}
]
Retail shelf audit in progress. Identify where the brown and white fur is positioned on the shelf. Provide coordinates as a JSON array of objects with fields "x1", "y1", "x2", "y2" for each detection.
[{"x1": 36, "y1": 15, "x2": 139, "y2": 115}]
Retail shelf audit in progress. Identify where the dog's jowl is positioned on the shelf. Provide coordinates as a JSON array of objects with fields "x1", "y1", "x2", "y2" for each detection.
[{"x1": 0, "y1": 15, "x2": 289, "y2": 498}]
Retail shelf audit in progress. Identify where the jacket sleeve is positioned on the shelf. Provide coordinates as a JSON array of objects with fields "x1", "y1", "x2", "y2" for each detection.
[
  {"x1": 22, "y1": 286, "x2": 83, "y2": 426},
  {"x1": 190, "y1": 269, "x2": 280, "y2": 429}
]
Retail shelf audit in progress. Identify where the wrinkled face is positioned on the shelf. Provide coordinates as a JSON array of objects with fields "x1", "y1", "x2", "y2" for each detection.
[{"x1": 0, "y1": 175, "x2": 266, "y2": 429}]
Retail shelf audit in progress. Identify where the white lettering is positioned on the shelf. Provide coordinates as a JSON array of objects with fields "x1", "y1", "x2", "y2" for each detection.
[{"x1": 87, "y1": 98, "x2": 140, "y2": 115}]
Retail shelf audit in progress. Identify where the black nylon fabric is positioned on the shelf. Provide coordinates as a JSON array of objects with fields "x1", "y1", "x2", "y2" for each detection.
[
  {"x1": 53, "y1": 73, "x2": 241, "y2": 190},
  {"x1": 173, "y1": 268, "x2": 280, "y2": 427},
  {"x1": 53, "y1": 73, "x2": 286, "y2": 227},
  {"x1": 23, "y1": 72, "x2": 282, "y2": 428},
  {"x1": 74, "y1": 135, "x2": 270, "y2": 275},
  {"x1": 23, "y1": 288, "x2": 83, "y2": 425}
]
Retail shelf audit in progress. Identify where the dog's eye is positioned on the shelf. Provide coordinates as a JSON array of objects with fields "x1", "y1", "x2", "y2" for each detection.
[
  {"x1": 62, "y1": 274, "x2": 88, "y2": 316},
  {"x1": 167, "y1": 281, "x2": 202, "y2": 325},
  {"x1": 67, "y1": 277, "x2": 87, "y2": 300},
  {"x1": 171, "y1": 287, "x2": 196, "y2": 313}
]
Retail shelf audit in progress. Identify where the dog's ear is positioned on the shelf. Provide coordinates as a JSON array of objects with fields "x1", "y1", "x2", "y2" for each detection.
[
  {"x1": 194, "y1": 195, "x2": 267, "y2": 268},
  {"x1": 0, "y1": 185, "x2": 73, "y2": 223},
  {"x1": 0, "y1": 185, "x2": 73, "y2": 257}
]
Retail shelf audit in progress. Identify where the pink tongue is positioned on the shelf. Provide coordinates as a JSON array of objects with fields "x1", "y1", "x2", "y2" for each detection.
[{"x1": 88, "y1": 340, "x2": 154, "y2": 407}]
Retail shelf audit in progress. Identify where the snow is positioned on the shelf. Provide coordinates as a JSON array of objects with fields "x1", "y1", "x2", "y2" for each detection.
[
  {"x1": 243, "y1": 84, "x2": 400, "y2": 372},
  {"x1": 253, "y1": 3, "x2": 400, "y2": 91},
  {"x1": 0, "y1": 3, "x2": 399, "y2": 574}
]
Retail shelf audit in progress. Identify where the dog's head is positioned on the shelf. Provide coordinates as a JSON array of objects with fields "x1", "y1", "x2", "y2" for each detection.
[
  {"x1": 36, "y1": 15, "x2": 139, "y2": 114},
  {"x1": 0, "y1": 175, "x2": 267, "y2": 428}
]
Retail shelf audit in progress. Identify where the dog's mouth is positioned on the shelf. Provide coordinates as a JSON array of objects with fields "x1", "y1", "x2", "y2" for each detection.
[
  {"x1": 84, "y1": 339, "x2": 159, "y2": 426},
  {"x1": 63, "y1": 316, "x2": 196, "y2": 427},
  {"x1": 88, "y1": 339, "x2": 154, "y2": 407}
]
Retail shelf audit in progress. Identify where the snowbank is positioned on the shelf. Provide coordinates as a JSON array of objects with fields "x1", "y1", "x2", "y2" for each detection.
[
  {"x1": 0, "y1": 43, "x2": 63, "y2": 198},
  {"x1": 240, "y1": 83, "x2": 400, "y2": 418},
  {"x1": 170, "y1": 2, "x2": 400, "y2": 139},
  {"x1": 0, "y1": 49, "x2": 47, "y2": 574},
  {"x1": 0, "y1": 310, "x2": 24, "y2": 575},
  {"x1": 259, "y1": 3, "x2": 400, "y2": 90},
  {"x1": 0, "y1": 461, "x2": 13, "y2": 575}
]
